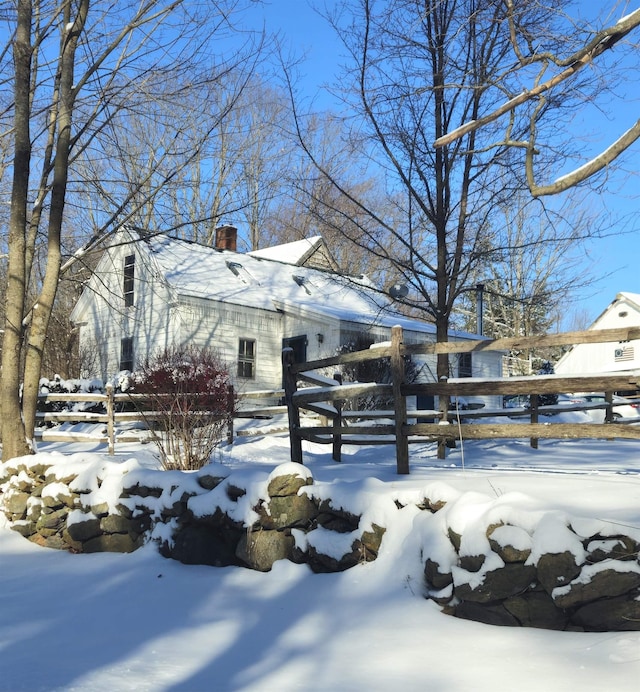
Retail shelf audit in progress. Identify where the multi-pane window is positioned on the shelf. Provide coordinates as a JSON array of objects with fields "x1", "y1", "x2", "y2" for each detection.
[
  {"x1": 123, "y1": 254, "x2": 135, "y2": 307},
  {"x1": 120, "y1": 337, "x2": 134, "y2": 372},
  {"x1": 458, "y1": 352, "x2": 472, "y2": 378},
  {"x1": 238, "y1": 338, "x2": 256, "y2": 379}
]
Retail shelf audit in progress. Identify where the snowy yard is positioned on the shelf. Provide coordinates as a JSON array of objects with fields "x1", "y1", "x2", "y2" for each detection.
[{"x1": 1, "y1": 426, "x2": 640, "y2": 691}]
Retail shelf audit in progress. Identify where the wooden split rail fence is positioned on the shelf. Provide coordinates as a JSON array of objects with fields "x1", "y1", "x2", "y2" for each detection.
[
  {"x1": 283, "y1": 325, "x2": 640, "y2": 474},
  {"x1": 36, "y1": 386, "x2": 287, "y2": 454}
]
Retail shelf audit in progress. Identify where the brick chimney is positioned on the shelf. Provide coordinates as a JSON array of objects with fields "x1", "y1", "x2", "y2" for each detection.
[{"x1": 214, "y1": 225, "x2": 237, "y2": 251}]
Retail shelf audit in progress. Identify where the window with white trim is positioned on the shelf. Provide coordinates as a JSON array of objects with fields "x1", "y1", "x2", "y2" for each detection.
[{"x1": 238, "y1": 338, "x2": 256, "y2": 379}]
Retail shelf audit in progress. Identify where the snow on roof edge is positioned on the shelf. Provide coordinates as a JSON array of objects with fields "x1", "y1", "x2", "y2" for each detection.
[{"x1": 248, "y1": 236, "x2": 323, "y2": 265}]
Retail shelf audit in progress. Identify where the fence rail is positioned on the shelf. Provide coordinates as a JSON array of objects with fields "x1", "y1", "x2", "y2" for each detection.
[
  {"x1": 35, "y1": 325, "x2": 640, "y2": 470},
  {"x1": 283, "y1": 325, "x2": 640, "y2": 474},
  {"x1": 36, "y1": 386, "x2": 286, "y2": 453}
]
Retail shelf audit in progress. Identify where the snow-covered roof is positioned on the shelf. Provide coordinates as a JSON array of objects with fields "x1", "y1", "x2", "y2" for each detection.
[
  {"x1": 583, "y1": 292, "x2": 640, "y2": 331},
  {"x1": 249, "y1": 236, "x2": 339, "y2": 271},
  {"x1": 248, "y1": 236, "x2": 323, "y2": 264},
  {"x1": 616, "y1": 292, "x2": 640, "y2": 309},
  {"x1": 142, "y1": 234, "x2": 441, "y2": 335}
]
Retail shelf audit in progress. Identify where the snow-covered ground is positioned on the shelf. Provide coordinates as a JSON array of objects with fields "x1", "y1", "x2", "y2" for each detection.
[{"x1": 1, "y1": 425, "x2": 640, "y2": 691}]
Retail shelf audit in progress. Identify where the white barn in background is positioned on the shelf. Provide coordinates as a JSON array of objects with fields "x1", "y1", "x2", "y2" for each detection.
[
  {"x1": 71, "y1": 226, "x2": 502, "y2": 405},
  {"x1": 555, "y1": 292, "x2": 640, "y2": 376}
]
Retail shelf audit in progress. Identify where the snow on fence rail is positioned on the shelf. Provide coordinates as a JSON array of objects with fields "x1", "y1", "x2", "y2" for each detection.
[
  {"x1": 282, "y1": 325, "x2": 640, "y2": 475},
  {"x1": 36, "y1": 386, "x2": 286, "y2": 453}
]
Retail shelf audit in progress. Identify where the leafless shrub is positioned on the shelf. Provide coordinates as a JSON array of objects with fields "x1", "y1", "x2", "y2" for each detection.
[{"x1": 129, "y1": 345, "x2": 235, "y2": 470}]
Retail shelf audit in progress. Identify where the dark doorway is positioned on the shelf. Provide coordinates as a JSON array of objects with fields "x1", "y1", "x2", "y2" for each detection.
[
  {"x1": 282, "y1": 335, "x2": 308, "y2": 364},
  {"x1": 416, "y1": 394, "x2": 435, "y2": 423},
  {"x1": 282, "y1": 335, "x2": 308, "y2": 389}
]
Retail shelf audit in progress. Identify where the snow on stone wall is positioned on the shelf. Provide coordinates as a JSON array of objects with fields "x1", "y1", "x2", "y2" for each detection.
[{"x1": 1, "y1": 454, "x2": 639, "y2": 632}]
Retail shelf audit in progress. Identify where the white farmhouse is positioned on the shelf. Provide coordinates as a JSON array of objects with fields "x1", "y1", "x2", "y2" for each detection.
[
  {"x1": 71, "y1": 226, "x2": 502, "y2": 403},
  {"x1": 555, "y1": 292, "x2": 640, "y2": 375}
]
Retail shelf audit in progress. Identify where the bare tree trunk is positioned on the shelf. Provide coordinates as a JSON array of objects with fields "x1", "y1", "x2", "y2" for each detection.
[
  {"x1": 1, "y1": 0, "x2": 33, "y2": 460},
  {"x1": 1, "y1": 0, "x2": 260, "y2": 461},
  {"x1": 22, "y1": 2, "x2": 87, "y2": 443}
]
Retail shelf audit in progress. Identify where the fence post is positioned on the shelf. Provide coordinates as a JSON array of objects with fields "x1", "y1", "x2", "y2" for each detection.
[
  {"x1": 282, "y1": 347, "x2": 303, "y2": 463},
  {"x1": 332, "y1": 372, "x2": 343, "y2": 462},
  {"x1": 391, "y1": 325, "x2": 409, "y2": 474},
  {"x1": 604, "y1": 391, "x2": 615, "y2": 441},
  {"x1": 106, "y1": 383, "x2": 115, "y2": 455},
  {"x1": 436, "y1": 380, "x2": 450, "y2": 460},
  {"x1": 530, "y1": 393, "x2": 539, "y2": 449},
  {"x1": 226, "y1": 384, "x2": 235, "y2": 445},
  {"x1": 605, "y1": 391, "x2": 614, "y2": 423}
]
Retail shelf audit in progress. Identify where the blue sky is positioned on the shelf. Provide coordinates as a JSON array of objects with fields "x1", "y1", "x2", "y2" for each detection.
[{"x1": 251, "y1": 0, "x2": 640, "y2": 327}]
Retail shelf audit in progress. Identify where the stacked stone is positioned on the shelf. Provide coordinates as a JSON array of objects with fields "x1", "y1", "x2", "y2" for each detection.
[
  {"x1": 163, "y1": 468, "x2": 386, "y2": 573},
  {"x1": 5, "y1": 456, "x2": 638, "y2": 631},
  {"x1": 1, "y1": 460, "x2": 385, "y2": 577},
  {"x1": 0, "y1": 459, "x2": 159, "y2": 553},
  {"x1": 424, "y1": 516, "x2": 640, "y2": 631}
]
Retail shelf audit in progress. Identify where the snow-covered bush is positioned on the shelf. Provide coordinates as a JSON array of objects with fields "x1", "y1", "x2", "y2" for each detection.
[
  {"x1": 128, "y1": 345, "x2": 235, "y2": 471},
  {"x1": 37, "y1": 375, "x2": 104, "y2": 417}
]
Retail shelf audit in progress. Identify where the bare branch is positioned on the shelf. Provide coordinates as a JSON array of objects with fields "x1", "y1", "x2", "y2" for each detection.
[
  {"x1": 434, "y1": 7, "x2": 640, "y2": 149},
  {"x1": 526, "y1": 118, "x2": 640, "y2": 196}
]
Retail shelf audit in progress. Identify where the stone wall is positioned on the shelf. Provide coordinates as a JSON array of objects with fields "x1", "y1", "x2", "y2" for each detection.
[
  {"x1": 1, "y1": 454, "x2": 639, "y2": 632},
  {"x1": 0, "y1": 456, "x2": 385, "y2": 574},
  {"x1": 424, "y1": 518, "x2": 640, "y2": 631}
]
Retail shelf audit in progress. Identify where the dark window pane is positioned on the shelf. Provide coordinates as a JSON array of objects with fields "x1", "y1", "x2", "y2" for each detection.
[
  {"x1": 458, "y1": 352, "x2": 472, "y2": 378},
  {"x1": 120, "y1": 337, "x2": 134, "y2": 371},
  {"x1": 237, "y1": 338, "x2": 256, "y2": 379},
  {"x1": 124, "y1": 255, "x2": 135, "y2": 307}
]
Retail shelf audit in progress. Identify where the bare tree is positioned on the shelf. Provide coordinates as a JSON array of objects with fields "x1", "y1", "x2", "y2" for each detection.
[
  {"x1": 235, "y1": 80, "x2": 298, "y2": 250},
  {"x1": 434, "y1": 3, "x2": 640, "y2": 196},
  {"x1": 261, "y1": 113, "x2": 399, "y2": 280},
  {"x1": 455, "y1": 193, "x2": 597, "y2": 368},
  {"x1": 71, "y1": 71, "x2": 254, "y2": 245},
  {"x1": 0, "y1": 0, "x2": 260, "y2": 461},
  {"x1": 285, "y1": 0, "x2": 603, "y2": 457},
  {"x1": 293, "y1": 3, "x2": 569, "y2": 373},
  {"x1": 82, "y1": 73, "x2": 300, "y2": 251}
]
